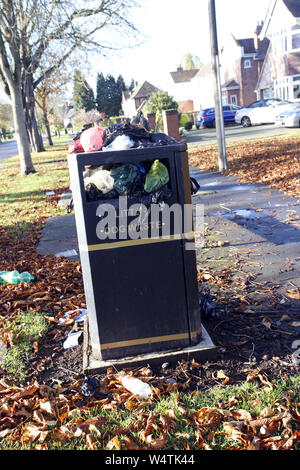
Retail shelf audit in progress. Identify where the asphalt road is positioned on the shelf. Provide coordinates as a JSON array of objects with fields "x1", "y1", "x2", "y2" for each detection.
[
  {"x1": 0, "y1": 139, "x2": 18, "y2": 163},
  {"x1": 185, "y1": 124, "x2": 299, "y2": 147}
]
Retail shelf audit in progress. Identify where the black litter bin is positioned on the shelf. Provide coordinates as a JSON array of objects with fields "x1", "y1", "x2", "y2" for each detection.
[{"x1": 68, "y1": 142, "x2": 202, "y2": 362}]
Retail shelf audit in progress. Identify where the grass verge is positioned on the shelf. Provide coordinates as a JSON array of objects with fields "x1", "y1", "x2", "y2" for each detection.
[
  {"x1": 0, "y1": 137, "x2": 299, "y2": 450},
  {"x1": 189, "y1": 134, "x2": 300, "y2": 198},
  {"x1": 4, "y1": 311, "x2": 49, "y2": 383}
]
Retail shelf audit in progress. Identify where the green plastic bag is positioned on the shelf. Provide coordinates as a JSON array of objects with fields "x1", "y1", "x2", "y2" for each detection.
[
  {"x1": 0, "y1": 270, "x2": 34, "y2": 285},
  {"x1": 110, "y1": 163, "x2": 143, "y2": 196},
  {"x1": 144, "y1": 160, "x2": 169, "y2": 193}
]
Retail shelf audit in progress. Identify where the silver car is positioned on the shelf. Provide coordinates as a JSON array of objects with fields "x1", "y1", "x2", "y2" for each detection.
[
  {"x1": 275, "y1": 105, "x2": 300, "y2": 128},
  {"x1": 235, "y1": 99, "x2": 292, "y2": 127}
]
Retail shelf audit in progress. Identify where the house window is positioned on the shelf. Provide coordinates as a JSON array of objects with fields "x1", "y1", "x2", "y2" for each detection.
[
  {"x1": 293, "y1": 75, "x2": 300, "y2": 100},
  {"x1": 292, "y1": 25, "x2": 300, "y2": 50},
  {"x1": 244, "y1": 60, "x2": 251, "y2": 69},
  {"x1": 230, "y1": 95, "x2": 237, "y2": 105},
  {"x1": 273, "y1": 29, "x2": 288, "y2": 55},
  {"x1": 222, "y1": 95, "x2": 228, "y2": 105}
]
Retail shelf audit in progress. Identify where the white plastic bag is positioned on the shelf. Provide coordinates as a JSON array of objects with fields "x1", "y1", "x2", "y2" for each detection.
[
  {"x1": 119, "y1": 374, "x2": 152, "y2": 400},
  {"x1": 103, "y1": 135, "x2": 135, "y2": 151},
  {"x1": 84, "y1": 169, "x2": 114, "y2": 193}
]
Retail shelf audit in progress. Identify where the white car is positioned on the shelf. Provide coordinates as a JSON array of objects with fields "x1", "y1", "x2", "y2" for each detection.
[
  {"x1": 235, "y1": 99, "x2": 292, "y2": 127},
  {"x1": 275, "y1": 105, "x2": 300, "y2": 128}
]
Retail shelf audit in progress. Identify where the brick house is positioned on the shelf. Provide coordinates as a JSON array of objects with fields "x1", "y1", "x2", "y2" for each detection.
[
  {"x1": 255, "y1": 0, "x2": 300, "y2": 101},
  {"x1": 187, "y1": 24, "x2": 270, "y2": 110},
  {"x1": 220, "y1": 26, "x2": 270, "y2": 107},
  {"x1": 122, "y1": 81, "x2": 161, "y2": 118}
]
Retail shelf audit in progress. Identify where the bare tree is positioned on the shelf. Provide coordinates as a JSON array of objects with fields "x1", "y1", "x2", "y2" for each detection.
[{"x1": 0, "y1": 0, "x2": 139, "y2": 175}]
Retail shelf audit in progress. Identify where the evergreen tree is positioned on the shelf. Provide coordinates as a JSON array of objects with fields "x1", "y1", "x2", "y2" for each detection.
[
  {"x1": 96, "y1": 72, "x2": 108, "y2": 115},
  {"x1": 73, "y1": 70, "x2": 95, "y2": 111},
  {"x1": 96, "y1": 73, "x2": 126, "y2": 117},
  {"x1": 117, "y1": 75, "x2": 126, "y2": 93},
  {"x1": 128, "y1": 78, "x2": 135, "y2": 91}
]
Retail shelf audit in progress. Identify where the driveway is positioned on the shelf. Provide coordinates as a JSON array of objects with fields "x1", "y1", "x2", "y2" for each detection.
[
  {"x1": 185, "y1": 124, "x2": 299, "y2": 147},
  {"x1": 0, "y1": 140, "x2": 18, "y2": 163}
]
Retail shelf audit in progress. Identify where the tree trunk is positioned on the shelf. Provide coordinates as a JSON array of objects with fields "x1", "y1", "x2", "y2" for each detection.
[
  {"x1": 10, "y1": 82, "x2": 36, "y2": 175},
  {"x1": 24, "y1": 73, "x2": 45, "y2": 153},
  {"x1": 43, "y1": 106, "x2": 53, "y2": 146}
]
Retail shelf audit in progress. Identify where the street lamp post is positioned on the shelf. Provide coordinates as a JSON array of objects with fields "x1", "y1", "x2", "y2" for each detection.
[{"x1": 208, "y1": 0, "x2": 228, "y2": 171}]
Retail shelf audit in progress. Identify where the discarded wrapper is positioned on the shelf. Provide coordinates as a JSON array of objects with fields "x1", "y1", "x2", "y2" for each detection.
[{"x1": 63, "y1": 331, "x2": 83, "y2": 349}]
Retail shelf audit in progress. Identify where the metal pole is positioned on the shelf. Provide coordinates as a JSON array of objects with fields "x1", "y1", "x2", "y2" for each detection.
[{"x1": 208, "y1": 0, "x2": 227, "y2": 171}]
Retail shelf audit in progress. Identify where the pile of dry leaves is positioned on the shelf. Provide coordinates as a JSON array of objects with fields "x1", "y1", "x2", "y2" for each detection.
[
  {"x1": 189, "y1": 136, "x2": 300, "y2": 198},
  {"x1": 0, "y1": 366, "x2": 299, "y2": 450}
]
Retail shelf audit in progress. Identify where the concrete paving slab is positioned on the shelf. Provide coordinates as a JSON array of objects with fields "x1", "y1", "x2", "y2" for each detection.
[{"x1": 36, "y1": 214, "x2": 79, "y2": 260}]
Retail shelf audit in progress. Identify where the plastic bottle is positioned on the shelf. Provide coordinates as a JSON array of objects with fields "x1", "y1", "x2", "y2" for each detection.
[
  {"x1": 119, "y1": 374, "x2": 152, "y2": 400},
  {"x1": 19, "y1": 272, "x2": 35, "y2": 283},
  {"x1": 0, "y1": 270, "x2": 34, "y2": 285}
]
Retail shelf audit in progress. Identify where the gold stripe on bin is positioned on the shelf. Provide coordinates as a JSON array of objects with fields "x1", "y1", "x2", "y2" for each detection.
[
  {"x1": 100, "y1": 328, "x2": 202, "y2": 351},
  {"x1": 80, "y1": 232, "x2": 195, "y2": 252}
]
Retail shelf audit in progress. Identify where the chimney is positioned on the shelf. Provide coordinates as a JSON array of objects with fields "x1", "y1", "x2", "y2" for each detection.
[{"x1": 254, "y1": 21, "x2": 263, "y2": 50}]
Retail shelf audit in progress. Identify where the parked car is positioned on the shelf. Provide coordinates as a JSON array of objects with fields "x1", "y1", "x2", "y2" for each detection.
[
  {"x1": 196, "y1": 105, "x2": 241, "y2": 129},
  {"x1": 235, "y1": 99, "x2": 292, "y2": 127},
  {"x1": 275, "y1": 104, "x2": 300, "y2": 128}
]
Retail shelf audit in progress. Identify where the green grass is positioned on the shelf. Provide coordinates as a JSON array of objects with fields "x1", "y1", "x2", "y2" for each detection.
[
  {"x1": 0, "y1": 138, "x2": 71, "y2": 169},
  {"x1": 4, "y1": 311, "x2": 49, "y2": 383},
  {"x1": 0, "y1": 144, "x2": 70, "y2": 232},
  {"x1": 0, "y1": 373, "x2": 299, "y2": 450}
]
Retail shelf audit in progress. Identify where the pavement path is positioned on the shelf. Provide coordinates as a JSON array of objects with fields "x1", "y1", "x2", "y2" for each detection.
[
  {"x1": 0, "y1": 140, "x2": 18, "y2": 163},
  {"x1": 190, "y1": 168, "x2": 300, "y2": 296}
]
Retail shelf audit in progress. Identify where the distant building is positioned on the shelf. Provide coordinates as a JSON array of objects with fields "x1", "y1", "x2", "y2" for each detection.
[
  {"x1": 256, "y1": 0, "x2": 300, "y2": 101},
  {"x1": 190, "y1": 63, "x2": 214, "y2": 112},
  {"x1": 168, "y1": 66, "x2": 199, "y2": 112},
  {"x1": 220, "y1": 23, "x2": 270, "y2": 107},
  {"x1": 188, "y1": 0, "x2": 300, "y2": 111},
  {"x1": 122, "y1": 81, "x2": 161, "y2": 118}
]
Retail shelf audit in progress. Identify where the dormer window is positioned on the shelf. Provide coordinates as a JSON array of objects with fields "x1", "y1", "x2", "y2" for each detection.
[
  {"x1": 273, "y1": 25, "x2": 300, "y2": 55},
  {"x1": 244, "y1": 59, "x2": 252, "y2": 68}
]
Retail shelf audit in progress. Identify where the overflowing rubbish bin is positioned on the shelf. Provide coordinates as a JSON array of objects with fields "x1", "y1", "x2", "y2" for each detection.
[{"x1": 68, "y1": 121, "x2": 202, "y2": 363}]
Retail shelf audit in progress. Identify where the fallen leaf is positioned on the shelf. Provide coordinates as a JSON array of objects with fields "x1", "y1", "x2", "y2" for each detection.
[
  {"x1": 86, "y1": 433, "x2": 98, "y2": 450},
  {"x1": 107, "y1": 435, "x2": 121, "y2": 450},
  {"x1": 262, "y1": 317, "x2": 272, "y2": 330}
]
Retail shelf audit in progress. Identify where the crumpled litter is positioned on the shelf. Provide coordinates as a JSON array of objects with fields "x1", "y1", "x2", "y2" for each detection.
[
  {"x1": 0, "y1": 270, "x2": 34, "y2": 285},
  {"x1": 102, "y1": 134, "x2": 135, "y2": 152},
  {"x1": 58, "y1": 308, "x2": 88, "y2": 325},
  {"x1": 103, "y1": 120, "x2": 177, "y2": 150},
  {"x1": 85, "y1": 183, "x2": 118, "y2": 202},
  {"x1": 110, "y1": 163, "x2": 145, "y2": 196},
  {"x1": 55, "y1": 249, "x2": 78, "y2": 258},
  {"x1": 199, "y1": 288, "x2": 216, "y2": 320},
  {"x1": 68, "y1": 138, "x2": 85, "y2": 154},
  {"x1": 131, "y1": 110, "x2": 151, "y2": 131},
  {"x1": 77, "y1": 376, "x2": 113, "y2": 407},
  {"x1": 144, "y1": 159, "x2": 169, "y2": 193},
  {"x1": 84, "y1": 168, "x2": 114, "y2": 193},
  {"x1": 80, "y1": 126, "x2": 106, "y2": 153},
  {"x1": 63, "y1": 331, "x2": 82, "y2": 349}
]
